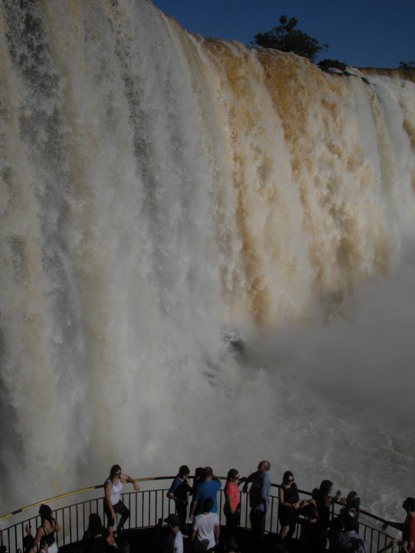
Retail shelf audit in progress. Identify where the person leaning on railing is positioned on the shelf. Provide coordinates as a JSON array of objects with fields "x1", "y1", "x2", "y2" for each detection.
[
  {"x1": 104, "y1": 464, "x2": 140, "y2": 546},
  {"x1": 382, "y1": 497, "x2": 415, "y2": 553},
  {"x1": 242, "y1": 460, "x2": 271, "y2": 542},
  {"x1": 24, "y1": 504, "x2": 60, "y2": 553}
]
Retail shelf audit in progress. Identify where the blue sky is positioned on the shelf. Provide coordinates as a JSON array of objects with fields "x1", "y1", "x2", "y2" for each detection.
[{"x1": 152, "y1": 0, "x2": 415, "y2": 68}]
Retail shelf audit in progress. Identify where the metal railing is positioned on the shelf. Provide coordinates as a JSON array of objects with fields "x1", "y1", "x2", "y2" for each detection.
[{"x1": 0, "y1": 477, "x2": 399, "y2": 553}]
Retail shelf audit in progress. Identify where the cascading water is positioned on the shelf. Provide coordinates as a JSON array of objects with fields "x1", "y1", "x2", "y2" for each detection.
[{"x1": 0, "y1": 0, "x2": 414, "y2": 516}]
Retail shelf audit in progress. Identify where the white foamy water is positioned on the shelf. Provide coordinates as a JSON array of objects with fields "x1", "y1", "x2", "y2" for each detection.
[{"x1": 0, "y1": 0, "x2": 414, "y2": 518}]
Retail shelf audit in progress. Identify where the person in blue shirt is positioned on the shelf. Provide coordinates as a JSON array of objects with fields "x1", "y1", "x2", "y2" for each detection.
[
  {"x1": 243, "y1": 460, "x2": 271, "y2": 541},
  {"x1": 167, "y1": 465, "x2": 192, "y2": 534},
  {"x1": 190, "y1": 466, "x2": 222, "y2": 517}
]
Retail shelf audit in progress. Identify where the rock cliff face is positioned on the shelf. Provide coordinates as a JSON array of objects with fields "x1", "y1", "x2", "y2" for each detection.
[{"x1": 360, "y1": 67, "x2": 415, "y2": 84}]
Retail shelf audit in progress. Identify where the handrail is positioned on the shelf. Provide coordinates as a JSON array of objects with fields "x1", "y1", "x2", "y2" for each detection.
[
  {"x1": 0, "y1": 476, "x2": 174, "y2": 522},
  {"x1": 0, "y1": 477, "x2": 399, "y2": 553}
]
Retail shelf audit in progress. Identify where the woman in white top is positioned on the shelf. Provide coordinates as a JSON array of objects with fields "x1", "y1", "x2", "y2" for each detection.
[{"x1": 104, "y1": 464, "x2": 140, "y2": 545}]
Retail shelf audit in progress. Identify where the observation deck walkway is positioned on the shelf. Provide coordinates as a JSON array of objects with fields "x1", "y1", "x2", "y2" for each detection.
[{"x1": 0, "y1": 476, "x2": 400, "y2": 553}]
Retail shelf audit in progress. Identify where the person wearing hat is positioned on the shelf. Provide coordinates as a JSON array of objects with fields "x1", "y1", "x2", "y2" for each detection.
[{"x1": 164, "y1": 514, "x2": 183, "y2": 553}]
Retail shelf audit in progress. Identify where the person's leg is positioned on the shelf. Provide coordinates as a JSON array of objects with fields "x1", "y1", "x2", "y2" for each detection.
[
  {"x1": 176, "y1": 502, "x2": 187, "y2": 534},
  {"x1": 250, "y1": 508, "x2": 262, "y2": 541},
  {"x1": 286, "y1": 518, "x2": 297, "y2": 540},
  {"x1": 280, "y1": 523, "x2": 289, "y2": 540},
  {"x1": 114, "y1": 501, "x2": 130, "y2": 534},
  {"x1": 257, "y1": 510, "x2": 266, "y2": 540},
  {"x1": 104, "y1": 501, "x2": 116, "y2": 545}
]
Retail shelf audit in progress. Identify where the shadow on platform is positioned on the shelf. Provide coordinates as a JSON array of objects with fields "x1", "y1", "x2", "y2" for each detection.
[{"x1": 59, "y1": 525, "x2": 293, "y2": 553}]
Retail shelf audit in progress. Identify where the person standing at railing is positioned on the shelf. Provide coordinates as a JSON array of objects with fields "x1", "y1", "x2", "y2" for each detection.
[
  {"x1": 223, "y1": 469, "x2": 245, "y2": 537},
  {"x1": 278, "y1": 471, "x2": 308, "y2": 542},
  {"x1": 190, "y1": 467, "x2": 221, "y2": 517},
  {"x1": 382, "y1": 497, "x2": 415, "y2": 553},
  {"x1": 339, "y1": 492, "x2": 361, "y2": 533},
  {"x1": 104, "y1": 464, "x2": 140, "y2": 546},
  {"x1": 297, "y1": 504, "x2": 325, "y2": 553},
  {"x1": 167, "y1": 465, "x2": 192, "y2": 535},
  {"x1": 242, "y1": 460, "x2": 271, "y2": 542},
  {"x1": 24, "y1": 504, "x2": 60, "y2": 553},
  {"x1": 312, "y1": 480, "x2": 342, "y2": 530}
]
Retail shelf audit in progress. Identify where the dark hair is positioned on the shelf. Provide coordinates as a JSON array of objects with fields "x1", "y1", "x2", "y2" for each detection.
[
  {"x1": 203, "y1": 466, "x2": 213, "y2": 479},
  {"x1": 319, "y1": 480, "x2": 333, "y2": 496},
  {"x1": 282, "y1": 471, "x2": 294, "y2": 485},
  {"x1": 194, "y1": 467, "x2": 204, "y2": 480},
  {"x1": 110, "y1": 465, "x2": 122, "y2": 479},
  {"x1": 178, "y1": 465, "x2": 190, "y2": 477},
  {"x1": 403, "y1": 497, "x2": 415, "y2": 512},
  {"x1": 227, "y1": 469, "x2": 239, "y2": 482},
  {"x1": 23, "y1": 536, "x2": 35, "y2": 553},
  {"x1": 38, "y1": 504, "x2": 53, "y2": 523},
  {"x1": 346, "y1": 491, "x2": 360, "y2": 510},
  {"x1": 203, "y1": 497, "x2": 214, "y2": 512},
  {"x1": 86, "y1": 513, "x2": 104, "y2": 537}
]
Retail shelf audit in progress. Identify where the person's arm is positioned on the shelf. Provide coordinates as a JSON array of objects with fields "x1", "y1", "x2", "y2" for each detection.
[
  {"x1": 378, "y1": 540, "x2": 401, "y2": 553},
  {"x1": 121, "y1": 472, "x2": 140, "y2": 492},
  {"x1": 52, "y1": 517, "x2": 60, "y2": 533},
  {"x1": 190, "y1": 488, "x2": 199, "y2": 517},
  {"x1": 279, "y1": 487, "x2": 296, "y2": 509},
  {"x1": 191, "y1": 518, "x2": 198, "y2": 543},
  {"x1": 167, "y1": 479, "x2": 178, "y2": 501},
  {"x1": 260, "y1": 473, "x2": 270, "y2": 504},
  {"x1": 382, "y1": 521, "x2": 404, "y2": 532},
  {"x1": 215, "y1": 522, "x2": 220, "y2": 544},
  {"x1": 242, "y1": 471, "x2": 256, "y2": 493},
  {"x1": 189, "y1": 499, "x2": 197, "y2": 518},
  {"x1": 30, "y1": 526, "x2": 47, "y2": 553}
]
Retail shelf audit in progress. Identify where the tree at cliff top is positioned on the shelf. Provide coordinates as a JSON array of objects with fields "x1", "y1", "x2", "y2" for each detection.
[
  {"x1": 252, "y1": 15, "x2": 329, "y2": 63},
  {"x1": 399, "y1": 61, "x2": 415, "y2": 69}
]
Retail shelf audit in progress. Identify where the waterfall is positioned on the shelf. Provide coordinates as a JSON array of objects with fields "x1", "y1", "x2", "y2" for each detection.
[{"x1": 0, "y1": 0, "x2": 414, "y2": 515}]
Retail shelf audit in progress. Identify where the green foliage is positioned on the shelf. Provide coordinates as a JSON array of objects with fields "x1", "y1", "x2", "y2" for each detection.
[
  {"x1": 318, "y1": 59, "x2": 347, "y2": 72},
  {"x1": 252, "y1": 15, "x2": 328, "y2": 63},
  {"x1": 399, "y1": 61, "x2": 415, "y2": 69}
]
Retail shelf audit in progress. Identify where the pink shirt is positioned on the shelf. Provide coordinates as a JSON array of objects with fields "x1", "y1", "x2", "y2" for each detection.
[{"x1": 225, "y1": 481, "x2": 240, "y2": 512}]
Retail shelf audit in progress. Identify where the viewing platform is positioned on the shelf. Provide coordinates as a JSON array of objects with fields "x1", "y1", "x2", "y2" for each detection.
[{"x1": 0, "y1": 476, "x2": 400, "y2": 553}]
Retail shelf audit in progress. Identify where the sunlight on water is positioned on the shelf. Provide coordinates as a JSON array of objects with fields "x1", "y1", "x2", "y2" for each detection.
[{"x1": 0, "y1": 0, "x2": 414, "y2": 518}]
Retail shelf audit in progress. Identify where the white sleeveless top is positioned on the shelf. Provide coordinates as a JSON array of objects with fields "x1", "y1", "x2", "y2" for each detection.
[{"x1": 107, "y1": 478, "x2": 123, "y2": 505}]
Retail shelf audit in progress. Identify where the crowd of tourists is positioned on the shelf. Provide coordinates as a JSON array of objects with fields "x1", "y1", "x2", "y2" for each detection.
[{"x1": 20, "y1": 462, "x2": 415, "y2": 553}]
